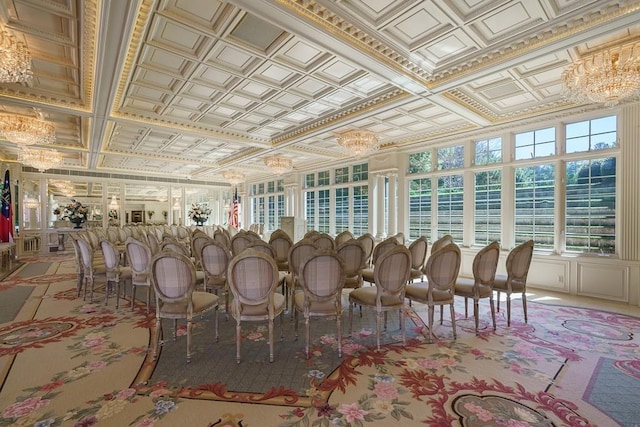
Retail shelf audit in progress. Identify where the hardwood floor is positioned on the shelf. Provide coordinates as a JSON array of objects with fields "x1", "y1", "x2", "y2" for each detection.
[{"x1": 515, "y1": 287, "x2": 640, "y2": 317}]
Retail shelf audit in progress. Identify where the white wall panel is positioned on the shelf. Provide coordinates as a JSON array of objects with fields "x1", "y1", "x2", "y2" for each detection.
[
  {"x1": 577, "y1": 262, "x2": 629, "y2": 302},
  {"x1": 527, "y1": 258, "x2": 570, "y2": 293}
]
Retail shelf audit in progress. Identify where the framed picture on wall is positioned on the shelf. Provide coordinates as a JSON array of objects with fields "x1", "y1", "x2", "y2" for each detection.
[{"x1": 131, "y1": 210, "x2": 143, "y2": 223}]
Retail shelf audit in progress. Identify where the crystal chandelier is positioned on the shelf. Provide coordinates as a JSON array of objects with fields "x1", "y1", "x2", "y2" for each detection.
[
  {"x1": 561, "y1": 41, "x2": 640, "y2": 107},
  {"x1": 51, "y1": 180, "x2": 74, "y2": 197},
  {"x1": 0, "y1": 25, "x2": 32, "y2": 83},
  {"x1": 18, "y1": 147, "x2": 63, "y2": 172},
  {"x1": 264, "y1": 156, "x2": 293, "y2": 175},
  {"x1": 0, "y1": 110, "x2": 56, "y2": 145},
  {"x1": 222, "y1": 170, "x2": 245, "y2": 185},
  {"x1": 337, "y1": 130, "x2": 380, "y2": 157}
]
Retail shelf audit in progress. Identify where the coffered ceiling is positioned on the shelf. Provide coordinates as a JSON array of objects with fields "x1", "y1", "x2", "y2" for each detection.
[{"x1": 0, "y1": 0, "x2": 639, "y2": 185}]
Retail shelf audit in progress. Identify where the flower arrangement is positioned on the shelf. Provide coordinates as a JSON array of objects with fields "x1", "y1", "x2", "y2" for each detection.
[
  {"x1": 62, "y1": 199, "x2": 88, "y2": 224},
  {"x1": 53, "y1": 207, "x2": 61, "y2": 216},
  {"x1": 188, "y1": 203, "x2": 211, "y2": 224},
  {"x1": 108, "y1": 209, "x2": 118, "y2": 220}
]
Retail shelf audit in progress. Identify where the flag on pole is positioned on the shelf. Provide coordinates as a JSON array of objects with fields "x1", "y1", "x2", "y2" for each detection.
[
  {"x1": 229, "y1": 187, "x2": 239, "y2": 228},
  {"x1": 1, "y1": 170, "x2": 13, "y2": 243}
]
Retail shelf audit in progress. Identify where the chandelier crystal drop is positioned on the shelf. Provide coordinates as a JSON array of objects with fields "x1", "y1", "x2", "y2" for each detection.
[
  {"x1": 18, "y1": 147, "x2": 63, "y2": 172},
  {"x1": 0, "y1": 110, "x2": 56, "y2": 145},
  {"x1": 222, "y1": 170, "x2": 245, "y2": 185},
  {"x1": 561, "y1": 41, "x2": 640, "y2": 107},
  {"x1": 264, "y1": 156, "x2": 293, "y2": 175},
  {"x1": 336, "y1": 130, "x2": 380, "y2": 157},
  {"x1": 0, "y1": 26, "x2": 32, "y2": 83}
]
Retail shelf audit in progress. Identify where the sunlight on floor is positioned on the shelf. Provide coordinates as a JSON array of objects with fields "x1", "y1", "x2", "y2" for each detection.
[{"x1": 526, "y1": 288, "x2": 640, "y2": 317}]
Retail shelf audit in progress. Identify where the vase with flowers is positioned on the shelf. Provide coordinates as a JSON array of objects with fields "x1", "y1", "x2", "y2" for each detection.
[
  {"x1": 188, "y1": 203, "x2": 211, "y2": 226},
  {"x1": 62, "y1": 199, "x2": 88, "y2": 228}
]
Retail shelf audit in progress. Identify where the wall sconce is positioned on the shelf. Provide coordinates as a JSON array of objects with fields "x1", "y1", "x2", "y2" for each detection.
[{"x1": 23, "y1": 196, "x2": 40, "y2": 209}]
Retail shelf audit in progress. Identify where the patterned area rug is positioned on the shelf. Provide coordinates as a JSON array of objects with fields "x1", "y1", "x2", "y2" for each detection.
[
  {"x1": 137, "y1": 296, "x2": 423, "y2": 406},
  {"x1": 0, "y1": 255, "x2": 639, "y2": 426}
]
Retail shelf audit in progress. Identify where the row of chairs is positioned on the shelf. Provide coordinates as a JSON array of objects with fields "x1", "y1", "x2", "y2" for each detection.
[
  {"x1": 145, "y1": 228, "x2": 386, "y2": 363},
  {"x1": 70, "y1": 224, "x2": 534, "y2": 364},
  {"x1": 407, "y1": 237, "x2": 534, "y2": 344}
]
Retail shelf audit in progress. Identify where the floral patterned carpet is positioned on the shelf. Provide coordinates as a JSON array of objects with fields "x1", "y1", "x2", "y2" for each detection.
[{"x1": 0, "y1": 253, "x2": 639, "y2": 426}]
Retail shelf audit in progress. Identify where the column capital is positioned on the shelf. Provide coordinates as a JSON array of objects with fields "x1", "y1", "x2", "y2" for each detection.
[{"x1": 373, "y1": 168, "x2": 398, "y2": 178}]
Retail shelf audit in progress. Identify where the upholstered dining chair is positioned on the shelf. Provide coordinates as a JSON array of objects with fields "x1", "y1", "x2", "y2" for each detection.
[
  {"x1": 405, "y1": 243, "x2": 461, "y2": 343},
  {"x1": 246, "y1": 240, "x2": 288, "y2": 289},
  {"x1": 106, "y1": 228, "x2": 119, "y2": 244},
  {"x1": 356, "y1": 232, "x2": 375, "y2": 267},
  {"x1": 146, "y1": 232, "x2": 160, "y2": 255},
  {"x1": 69, "y1": 233, "x2": 88, "y2": 297},
  {"x1": 390, "y1": 232, "x2": 405, "y2": 245},
  {"x1": 430, "y1": 234, "x2": 454, "y2": 255},
  {"x1": 199, "y1": 241, "x2": 232, "y2": 319},
  {"x1": 160, "y1": 239, "x2": 207, "y2": 287},
  {"x1": 336, "y1": 239, "x2": 367, "y2": 290},
  {"x1": 294, "y1": 248, "x2": 346, "y2": 358},
  {"x1": 311, "y1": 233, "x2": 335, "y2": 250},
  {"x1": 284, "y1": 238, "x2": 319, "y2": 310},
  {"x1": 100, "y1": 239, "x2": 132, "y2": 308},
  {"x1": 230, "y1": 231, "x2": 255, "y2": 256},
  {"x1": 117, "y1": 228, "x2": 128, "y2": 245},
  {"x1": 245, "y1": 240, "x2": 277, "y2": 259},
  {"x1": 495, "y1": 240, "x2": 534, "y2": 326},
  {"x1": 160, "y1": 240, "x2": 190, "y2": 257},
  {"x1": 348, "y1": 245, "x2": 412, "y2": 350},
  {"x1": 335, "y1": 230, "x2": 355, "y2": 246},
  {"x1": 213, "y1": 229, "x2": 231, "y2": 249},
  {"x1": 190, "y1": 233, "x2": 213, "y2": 269},
  {"x1": 125, "y1": 237, "x2": 153, "y2": 313},
  {"x1": 454, "y1": 241, "x2": 500, "y2": 334},
  {"x1": 83, "y1": 229, "x2": 101, "y2": 252},
  {"x1": 150, "y1": 251, "x2": 219, "y2": 363},
  {"x1": 76, "y1": 236, "x2": 106, "y2": 303},
  {"x1": 408, "y1": 236, "x2": 429, "y2": 282},
  {"x1": 304, "y1": 230, "x2": 320, "y2": 239},
  {"x1": 269, "y1": 229, "x2": 293, "y2": 272},
  {"x1": 227, "y1": 249, "x2": 285, "y2": 363},
  {"x1": 361, "y1": 236, "x2": 400, "y2": 286}
]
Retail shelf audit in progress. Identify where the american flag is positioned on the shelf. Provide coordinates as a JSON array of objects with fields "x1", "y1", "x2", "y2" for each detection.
[
  {"x1": 1, "y1": 169, "x2": 13, "y2": 243},
  {"x1": 229, "y1": 187, "x2": 239, "y2": 228}
]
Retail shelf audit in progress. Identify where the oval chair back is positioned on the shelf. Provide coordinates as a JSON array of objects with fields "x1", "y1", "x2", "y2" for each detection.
[
  {"x1": 336, "y1": 239, "x2": 366, "y2": 289},
  {"x1": 295, "y1": 249, "x2": 345, "y2": 357},
  {"x1": 227, "y1": 249, "x2": 284, "y2": 363},
  {"x1": 150, "y1": 252, "x2": 219, "y2": 363}
]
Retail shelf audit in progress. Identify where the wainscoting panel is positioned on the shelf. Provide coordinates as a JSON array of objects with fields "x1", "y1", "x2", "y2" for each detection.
[
  {"x1": 527, "y1": 258, "x2": 570, "y2": 293},
  {"x1": 577, "y1": 262, "x2": 629, "y2": 302}
]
